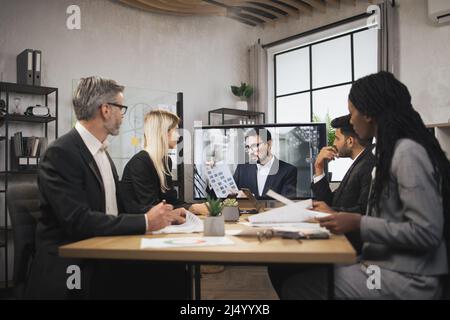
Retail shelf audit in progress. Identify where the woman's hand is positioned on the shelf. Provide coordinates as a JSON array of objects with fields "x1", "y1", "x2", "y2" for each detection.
[
  {"x1": 316, "y1": 213, "x2": 362, "y2": 234},
  {"x1": 189, "y1": 203, "x2": 209, "y2": 216},
  {"x1": 312, "y1": 201, "x2": 337, "y2": 214}
]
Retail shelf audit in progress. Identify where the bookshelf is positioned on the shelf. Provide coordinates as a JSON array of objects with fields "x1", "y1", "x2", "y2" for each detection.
[
  {"x1": 0, "y1": 81, "x2": 58, "y2": 289},
  {"x1": 208, "y1": 108, "x2": 265, "y2": 125}
]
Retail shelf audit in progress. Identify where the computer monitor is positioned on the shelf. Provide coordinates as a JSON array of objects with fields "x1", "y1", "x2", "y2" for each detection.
[{"x1": 193, "y1": 123, "x2": 327, "y2": 200}]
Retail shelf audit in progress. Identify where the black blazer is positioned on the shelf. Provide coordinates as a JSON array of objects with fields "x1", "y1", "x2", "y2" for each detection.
[
  {"x1": 233, "y1": 157, "x2": 298, "y2": 199},
  {"x1": 311, "y1": 145, "x2": 376, "y2": 253},
  {"x1": 120, "y1": 150, "x2": 182, "y2": 213},
  {"x1": 26, "y1": 129, "x2": 146, "y2": 299}
]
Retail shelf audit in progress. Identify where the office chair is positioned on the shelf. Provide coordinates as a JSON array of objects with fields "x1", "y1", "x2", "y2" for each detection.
[{"x1": 6, "y1": 179, "x2": 41, "y2": 299}]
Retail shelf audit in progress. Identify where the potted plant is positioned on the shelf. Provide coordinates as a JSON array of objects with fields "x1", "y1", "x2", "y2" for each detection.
[
  {"x1": 222, "y1": 198, "x2": 240, "y2": 222},
  {"x1": 313, "y1": 112, "x2": 335, "y2": 181},
  {"x1": 313, "y1": 113, "x2": 335, "y2": 146},
  {"x1": 231, "y1": 82, "x2": 254, "y2": 111},
  {"x1": 203, "y1": 196, "x2": 225, "y2": 236}
]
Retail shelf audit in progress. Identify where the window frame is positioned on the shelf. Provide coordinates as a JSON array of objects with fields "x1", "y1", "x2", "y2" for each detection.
[
  {"x1": 273, "y1": 27, "x2": 376, "y2": 124},
  {"x1": 267, "y1": 16, "x2": 381, "y2": 182}
]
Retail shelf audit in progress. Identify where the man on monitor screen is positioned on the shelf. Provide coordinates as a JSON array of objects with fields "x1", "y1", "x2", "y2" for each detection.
[{"x1": 233, "y1": 128, "x2": 297, "y2": 199}]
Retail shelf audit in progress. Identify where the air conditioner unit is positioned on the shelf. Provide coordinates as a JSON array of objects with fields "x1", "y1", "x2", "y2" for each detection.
[{"x1": 428, "y1": 0, "x2": 450, "y2": 25}]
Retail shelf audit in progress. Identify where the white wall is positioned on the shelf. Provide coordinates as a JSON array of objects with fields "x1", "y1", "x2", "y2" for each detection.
[
  {"x1": 396, "y1": 0, "x2": 450, "y2": 125},
  {"x1": 0, "y1": 0, "x2": 256, "y2": 203},
  {"x1": 0, "y1": 0, "x2": 257, "y2": 281}
]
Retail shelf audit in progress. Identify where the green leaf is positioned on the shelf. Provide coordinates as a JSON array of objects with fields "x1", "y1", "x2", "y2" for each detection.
[
  {"x1": 206, "y1": 195, "x2": 223, "y2": 216},
  {"x1": 231, "y1": 86, "x2": 240, "y2": 97},
  {"x1": 243, "y1": 86, "x2": 254, "y2": 99}
]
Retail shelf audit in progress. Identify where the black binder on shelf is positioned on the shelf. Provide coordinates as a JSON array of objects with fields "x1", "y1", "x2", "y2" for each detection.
[
  {"x1": 17, "y1": 49, "x2": 34, "y2": 85},
  {"x1": 33, "y1": 50, "x2": 42, "y2": 86},
  {"x1": 9, "y1": 135, "x2": 46, "y2": 171}
]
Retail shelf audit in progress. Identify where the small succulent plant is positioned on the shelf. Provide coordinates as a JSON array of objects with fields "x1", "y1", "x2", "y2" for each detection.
[
  {"x1": 206, "y1": 195, "x2": 223, "y2": 217},
  {"x1": 223, "y1": 198, "x2": 238, "y2": 207}
]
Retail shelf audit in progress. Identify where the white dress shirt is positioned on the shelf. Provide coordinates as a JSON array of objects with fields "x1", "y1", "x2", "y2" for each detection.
[
  {"x1": 256, "y1": 155, "x2": 275, "y2": 197},
  {"x1": 313, "y1": 148, "x2": 365, "y2": 184},
  {"x1": 75, "y1": 122, "x2": 118, "y2": 216}
]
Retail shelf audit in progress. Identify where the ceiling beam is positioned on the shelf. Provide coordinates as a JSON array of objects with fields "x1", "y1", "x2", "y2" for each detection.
[{"x1": 300, "y1": 0, "x2": 326, "y2": 13}]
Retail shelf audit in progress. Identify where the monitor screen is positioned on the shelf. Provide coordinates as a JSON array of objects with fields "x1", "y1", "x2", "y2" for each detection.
[{"x1": 193, "y1": 123, "x2": 327, "y2": 200}]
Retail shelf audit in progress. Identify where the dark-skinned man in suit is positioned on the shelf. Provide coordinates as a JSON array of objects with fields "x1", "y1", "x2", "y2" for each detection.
[
  {"x1": 268, "y1": 114, "x2": 375, "y2": 299},
  {"x1": 233, "y1": 128, "x2": 298, "y2": 199}
]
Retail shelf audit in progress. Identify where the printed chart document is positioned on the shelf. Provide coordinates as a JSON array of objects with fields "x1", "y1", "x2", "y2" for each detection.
[
  {"x1": 140, "y1": 237, "x2": 235, "y2": 249},
  {"x1": 149, "y1": 211, "x2": 203, "y2": 235},
  {"x1": 205, "y1": 164, "x2": 239, "y2": 198}
]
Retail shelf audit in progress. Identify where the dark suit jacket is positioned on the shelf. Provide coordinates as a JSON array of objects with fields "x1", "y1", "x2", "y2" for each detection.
[
  {"x1": 120, "y1": 150, "x2": 182, "y2": 213},
  {"x1": 26, "y1": 129, "x2": 146, "y2": 299},
  {"x1": 311, "y1": 145, "x2": 376, "y2": 253},
  {"x1": 234, "y1": 157, "x2": 298, "y2": 199}
]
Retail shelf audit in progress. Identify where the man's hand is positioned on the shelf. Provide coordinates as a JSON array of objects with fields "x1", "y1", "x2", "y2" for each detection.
[
  {"x1": 146, "y1": 202, "x2": 186, "y2": 232},
  {"x1": 316, "y1": 213, "x2": 361, "y2": 234},
  {"x1": 314, "y1": 146, "x2": 338, "y2": 176},
  {"x1": 169, "y1": 208, "x2": 186, "y2": 225},
  {"x1": 312, "y1": 201, "x2": 337, "y2": 214}
]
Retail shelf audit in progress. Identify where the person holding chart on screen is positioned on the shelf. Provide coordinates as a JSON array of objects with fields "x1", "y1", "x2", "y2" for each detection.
[{"x1": 233, "y1": 128, "x2": 298, "y2": 199}]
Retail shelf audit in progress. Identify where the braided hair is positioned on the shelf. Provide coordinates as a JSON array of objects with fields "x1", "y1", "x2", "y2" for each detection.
[{"x1": 349, "y1": 71, "x2": 450, "y2": 240}]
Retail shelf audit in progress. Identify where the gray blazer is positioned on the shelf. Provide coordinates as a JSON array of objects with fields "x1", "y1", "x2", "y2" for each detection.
[{"x1": 360, "y1": 139, "x2": 448, "y2": 276}]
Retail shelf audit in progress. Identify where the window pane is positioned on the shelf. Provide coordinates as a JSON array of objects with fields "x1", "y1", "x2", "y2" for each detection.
[
  {"x1": 354, "y1": 29, "x2": 378, "y2": 80},
  {"x1": 312, "y1": 84, "x2": 352, "y2": 182},
  {"x1": 275, "y1": 48, "x2": 310, "y2": 96},
  {"x1": 329, "y1": 158, "x2": 353, "y2": 182},
  {"x1": 276, "y1": 93, "x2": 310, "y2": 123},
  {"x1": 312, "y1": 84, "x2": 351, "y2": 122},
  {"x1": 312, "y1": 36, "x2": 352, "y2": 89}
]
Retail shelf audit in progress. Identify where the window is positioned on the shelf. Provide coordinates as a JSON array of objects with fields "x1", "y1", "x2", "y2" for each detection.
[{"x1": 271, "y1": 25, "x2": 379, "y2": 181}]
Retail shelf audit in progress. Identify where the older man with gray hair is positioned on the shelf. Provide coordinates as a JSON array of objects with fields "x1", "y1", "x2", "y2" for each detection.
[{"x1": 26, "y1": 76, "x2": 186, "y2": 299}]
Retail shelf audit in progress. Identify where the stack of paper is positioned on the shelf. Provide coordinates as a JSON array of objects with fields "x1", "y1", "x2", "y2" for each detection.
[
  {"x1": 247, "y1": 199, "x2": 329, "y2": 225},
  {"x1": 149, "y1": 210, "x2": 203, "y2": 234}
]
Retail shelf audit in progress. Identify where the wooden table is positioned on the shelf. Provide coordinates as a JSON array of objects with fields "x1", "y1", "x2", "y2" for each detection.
[{"x1": 59, "y1": 220, "x2": 356, "y2": 299}]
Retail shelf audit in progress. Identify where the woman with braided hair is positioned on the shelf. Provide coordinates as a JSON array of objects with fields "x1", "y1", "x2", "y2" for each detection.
[{"x1": 279, "y1": 71, "x2": 449, "y2": 299}]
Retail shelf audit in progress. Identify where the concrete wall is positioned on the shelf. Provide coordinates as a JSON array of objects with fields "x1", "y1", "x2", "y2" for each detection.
[
  {"x1": 0, "y1": 0, "x2": 256, "y2": 282},
  {"x1": 396, "y1": 0, "x2": 450, "y2": 125},
  {"x1": 0, "y1": 0, "x2": 256, "y2": 202}
]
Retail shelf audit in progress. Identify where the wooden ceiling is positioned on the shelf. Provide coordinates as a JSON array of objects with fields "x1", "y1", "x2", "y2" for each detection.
[{"x1": 119, "y1": 0, "x2": 376, "y2": 27}]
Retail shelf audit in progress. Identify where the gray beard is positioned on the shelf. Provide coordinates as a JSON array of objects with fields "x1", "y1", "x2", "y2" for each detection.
[{"x1": 105, "y1": 121, "x2": 120, "y2": 136}]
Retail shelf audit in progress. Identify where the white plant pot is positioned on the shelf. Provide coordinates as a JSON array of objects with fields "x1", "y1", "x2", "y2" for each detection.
[
  {"x1": 203, "y1": 215, "x2": 225, "y2": 236},
  {"x1": 235, "y1": 101, "x2": 248, "y2": 111},
  {"x1": 222, "y1": 206, "x2": 240, "y2": 222}
]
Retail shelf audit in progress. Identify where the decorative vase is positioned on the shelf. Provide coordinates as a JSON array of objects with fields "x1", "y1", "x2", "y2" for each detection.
[
  {"x1": 222, "y1": 206, "x2": 240, "y2": 222},
  {"x1": 235, "y1": 101, "x2": 248, "y2": 111},
  {"x1": 203, "y1": 215, "x2": 225, "y2": 236}
]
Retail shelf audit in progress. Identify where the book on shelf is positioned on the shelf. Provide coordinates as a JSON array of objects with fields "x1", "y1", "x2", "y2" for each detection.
[{"x1": 13, "y1": 132, "x2": 23, "y2": 156}]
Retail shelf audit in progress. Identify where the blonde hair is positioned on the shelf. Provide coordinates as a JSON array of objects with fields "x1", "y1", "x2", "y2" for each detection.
[{"x1": 143, "y1": 109, "x2": 180, "y2": 192}]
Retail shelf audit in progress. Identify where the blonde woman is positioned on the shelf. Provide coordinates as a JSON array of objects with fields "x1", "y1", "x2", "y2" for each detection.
[{"x1": 121, "y1": 109, "x2": 183, "y2": 213}]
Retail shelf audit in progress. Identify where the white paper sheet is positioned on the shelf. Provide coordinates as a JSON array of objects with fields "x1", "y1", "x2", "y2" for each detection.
[
  {"x1": 149, "y1": 210, "x2": 203, "y2": 235},
  {"x1": 140, "y1": 237, "x2": 235, "y2": 249},
  {"x1": 266, "y1": 189, "x2": 295, "y2": 205},
  {"x1": 239, "y1": 222, "x2": 329, "y2": 234}
]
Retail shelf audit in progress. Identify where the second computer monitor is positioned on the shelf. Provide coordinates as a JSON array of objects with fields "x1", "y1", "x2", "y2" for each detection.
[{"x1": 193, "y1": 123, "x2": 327, "y2": 200}]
